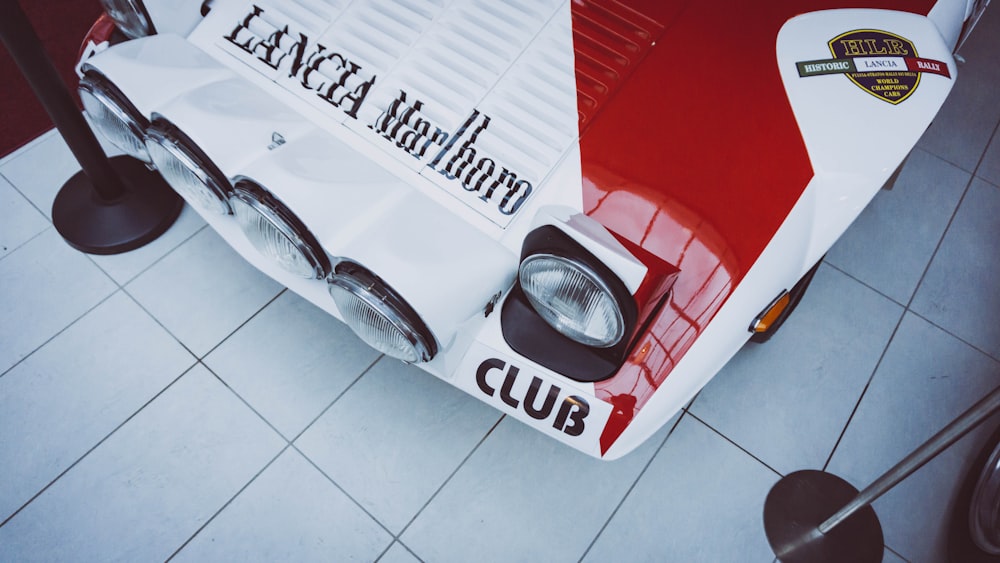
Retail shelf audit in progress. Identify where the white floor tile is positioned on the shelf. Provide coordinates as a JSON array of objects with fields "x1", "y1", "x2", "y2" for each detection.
[
  {"x1": 0, "y1": 364, "x2": 285, "y2": 561},
  {"x1": 402, "y1": 413, "x2": 674, "y2": 563},
  {"x1": 295, "y1": 358, "x2": 501, "y2": 534},
  {"x1": 126, "y1": 227, "x2": 283, "y2": 357},
  {"x1": 173, "y1": 448, "x2": 392, "y2": 562},
  {"x1": 690, "y1": 264, "x2": 902, "y2": 474},
  {"x1": 584, "y1": 415, "x2": 779, "y2": 562},
  {"x1": 0, "y1": 129, "x2": 59, "y2": 166},
  {"x1": 826, "y1": 149, "x2": 969, "y2": 304},
  {"x1": 379, "y1": 542, "x2": 422, "y2": 563},
  {"x1": 204, "y1": 291, "x2": 380, "y2": 438},
  {"x1": 884, "y1": 547, "x2": 909, "y2": 563},
  {"x1": 0, "y1": 175, "x2": 47, "y2": 259},
  {"x1": 0, "y1": 228, "x2": 117, "y2": 374},
  {"x1": 0, "y1": 132, "x2": 82, "y2": 220},
  {"x1": 917, "y1": 4, "x2": 1000, "y2": 172},
  {"x1": 912, "y1": 179, "x2": 1000, "y2": 361},
  {"x1": 89, "y1": 204, "x2": 206, "y2": 285},
  {"x1": 827, "y1": 313, "x2": 1000, "y2": 562},
  {"x1": 979, "y1": 118, "x2": 1000, "y2": 188},
  {"x1": 0, "y1": 291, "x2": 194, "y2": 521}
]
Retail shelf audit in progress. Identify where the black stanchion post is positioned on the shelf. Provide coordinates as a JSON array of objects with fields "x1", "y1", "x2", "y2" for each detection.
[
  {"x1": 0, "y1": 0, "x2": 182, "y2": 255},
  {"x1": 764, "y1": 384, "x2": 1000, "y2": 562}
]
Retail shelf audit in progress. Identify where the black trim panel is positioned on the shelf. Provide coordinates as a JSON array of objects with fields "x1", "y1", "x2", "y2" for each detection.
[{"x1": 501, "y1": 225, "x2": 638, "y2": 383}]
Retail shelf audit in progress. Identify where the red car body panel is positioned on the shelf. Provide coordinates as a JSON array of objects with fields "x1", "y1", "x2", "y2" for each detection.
[{"x1": 573, "y1": 0, "x2": 937, "y2": 452}]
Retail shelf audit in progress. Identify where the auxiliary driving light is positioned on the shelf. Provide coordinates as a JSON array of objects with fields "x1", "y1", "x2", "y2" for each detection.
[
  {"x1": 99, "y1": 0, "x2": 155, "y2": 39},
  {"x1": 79, "y1": 70, "x2": 151, "y2": 163},
  {"x1": 145, "y1": 117, "x2": 232, "y2": 215},
  {"x1": 230, "y1": 179, "x2": 329, "y2": 279},
  {"x1": 328, "y1": 262, "x2": 437, "y2": 363},
  {"x1": 518, "y1": 253, "x2": 626, "y2": 348}
]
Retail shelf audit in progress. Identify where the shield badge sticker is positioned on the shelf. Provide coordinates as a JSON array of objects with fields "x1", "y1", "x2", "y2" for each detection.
[
  {"x1": 829, "y1": 29, "x2": 919, "y2": 104},
  {"x1": 795, "y1": 29, "x2": 951, "y2": 105}
]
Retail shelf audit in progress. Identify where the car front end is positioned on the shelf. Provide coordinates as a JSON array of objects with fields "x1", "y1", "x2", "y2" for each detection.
[{"x1": 75, "y1": 0, "x2": 986, "y2": 459}]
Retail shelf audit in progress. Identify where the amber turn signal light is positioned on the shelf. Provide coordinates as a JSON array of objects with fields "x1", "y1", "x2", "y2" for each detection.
[{"x1": 751, "y1": 291, "x2": 791, "y2": 334}]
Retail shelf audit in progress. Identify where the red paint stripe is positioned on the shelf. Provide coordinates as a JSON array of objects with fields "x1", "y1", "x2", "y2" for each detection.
[
  {"x1": 906, "y1": 57, "x2": 951, "y2": 77},
  {"x1": 572, "y1": 0, "x2": 937, "y2": 454}
]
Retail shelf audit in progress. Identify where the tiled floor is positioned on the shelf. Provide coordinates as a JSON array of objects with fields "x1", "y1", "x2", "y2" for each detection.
[{"x1": 1, "y1": 10, "x2": 999, "y2": 563}]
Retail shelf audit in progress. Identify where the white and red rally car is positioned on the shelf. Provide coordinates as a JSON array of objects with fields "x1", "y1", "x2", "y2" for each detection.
[{"x1": 77, "y1": 0, "x2": 989, "y2": 459}]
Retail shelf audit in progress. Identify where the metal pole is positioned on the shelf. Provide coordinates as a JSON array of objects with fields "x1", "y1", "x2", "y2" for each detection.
[
  {"x1": 819, "y1": 383, "x2": 1000, "y2": 534},
  {"x1": 0, "y1": 0, "x2": 126, "y2": 201}
]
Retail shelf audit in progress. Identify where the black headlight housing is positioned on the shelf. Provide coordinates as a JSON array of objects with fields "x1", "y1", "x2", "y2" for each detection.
[{"x1": 502, "y1": 225, "x2": 639, "y2": 382}]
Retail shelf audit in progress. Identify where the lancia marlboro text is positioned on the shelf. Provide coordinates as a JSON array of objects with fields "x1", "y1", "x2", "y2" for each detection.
[
  {"x1": 221, "y1": 4, "x2": 535, "y2": 225},
  {"x1": 371, "y1": 91, "x2": 533, "y2": 217},
  {"x1": 225, "y1": 5, "x2": 375, "y2": 119}
]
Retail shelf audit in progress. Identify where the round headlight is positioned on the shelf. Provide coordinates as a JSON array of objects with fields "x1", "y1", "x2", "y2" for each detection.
[
  {"x1": 145, "y1": 118, "x2": 231, "y2": 214},
  {"x1": 518, "y1": 254, "x2": 626, "y2": 348},
  {"x1": 99, "y1": 0, "x2": 155, "y2": 39},
  {"x1": 328, "y1": 262, "x2": 437, "y2": 363},
  {"x1": 79, "y1": 71, "x2": 150, "y2": 163},
  {"x1": 230, "y1": 179, "x2": 328, "y2": 279}
]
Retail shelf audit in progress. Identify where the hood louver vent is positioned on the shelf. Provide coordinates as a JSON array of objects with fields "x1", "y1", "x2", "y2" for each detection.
[
  {"x1": 571, "y1": 0, "x2": 663, "y2": 126},
  {"x1": 198, "y1": 0, "x2": 660, "y2": 226}
]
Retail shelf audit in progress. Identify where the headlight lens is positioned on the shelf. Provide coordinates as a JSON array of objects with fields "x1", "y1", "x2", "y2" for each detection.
[
  {"x1": 519, "y1": 254, "x2": 625, "y2": 347},
  {"x1": 78, "y1": 71, "x2": 150, "y2": 163},
  {"x1": 328, "y1": 262, "x2": 437, "y2": 363},
  {"x1": 145, "y1": 118, "x2": 231, "y2": 215},
  {"x1": 230, "y1": 180, "x2": 329, "y2": 279},
  {"x1": 99, "y1": 0, "x2": 155, "y2": 39}
]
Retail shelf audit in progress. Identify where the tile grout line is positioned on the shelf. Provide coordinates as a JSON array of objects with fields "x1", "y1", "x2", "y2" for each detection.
[
  {"x1": 281, "y1": 358, "x2": 404, "y2": 541},
  {"x1": 0, "y1": 222, "x2": 51, "y2": 263},
  {"x1": 0, "y1": 286, "x2": 121, "y2": 380},
  {"x1": 822, "y1": 260, "x2": 1000, "y2": 365},
  {"x1": 287, "y1": 440, "x2": 401, "y2": 549},
  {"x1": 0, "y1": 128, "x2": 60, "y2": 166},
  {"x1": 193, "y1": 287, "x2": 288, "y2": 361},
  {"x1": 84, "y1": 220, "x2": 210, "y2": 289},
  {"x1": 820, "y1": 113, "x2": 992, "y2": 473},
  {"x1": 119, "y1": 284, "x2": 286, "y2": 364},
  {"x1": 168, "y1": 353, "x2": 391, "y2": 559},
  {"x1": 685, "y1": 411, "x2": 786, "y2": 478},
  {"x1": 392, "y1": 414, "x2": 507, "y2": 542},
  {"x1": 286, "y1": 355, "x2": 385, "y2": 444},
  {"x1": 0, "y1": 364, "x2": 198, "y2": 529},
  {"x1": 576, "y1": 410, "x2": 691, "y2": 563},
  {"x1": 885, "y1": 544, "x2": 913, "y2": 563},
  {"x1": 374, "y1": 540, "x2": 425, "y2": 563},
  {"x1": 164, "y1": 442, "x2": 292, "y2": 561}
]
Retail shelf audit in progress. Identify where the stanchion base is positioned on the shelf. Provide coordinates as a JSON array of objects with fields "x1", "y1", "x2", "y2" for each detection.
[
  {"x1": 52, "y1": 156, "x2": 182, "y2": 255},
  {"x1": 764, "y1": 470, "x2": 883, "y2": 563}
]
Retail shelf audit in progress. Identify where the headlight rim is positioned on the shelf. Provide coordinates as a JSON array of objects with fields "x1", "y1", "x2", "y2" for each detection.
[
  {"x1": 327, "y1": 261, "x2": 438, "y2": 364},
  {"x1": 145, "y1": 116, "x2": 233, "y2": 215},
  {"x1": 518, "y1": 252, "x2": 627, "y2": 348},
  {"x1": 78, "y1": 68, "x2": 151, "y2": 163},
  {"x1": 230, "y1": 178, "x2": 330, "y2": 279},
  {"x1": 99, "y1": 0, "x2": 156, "y2": 39}
]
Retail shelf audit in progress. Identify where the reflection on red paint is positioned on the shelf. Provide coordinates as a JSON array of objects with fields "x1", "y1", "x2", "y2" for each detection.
[
  {"x1": 77, "y1": 13, "x2": 117, "y2": 66},
  {"x1": 584, "y1": 170, "x2": 738, "y2": 453}
]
